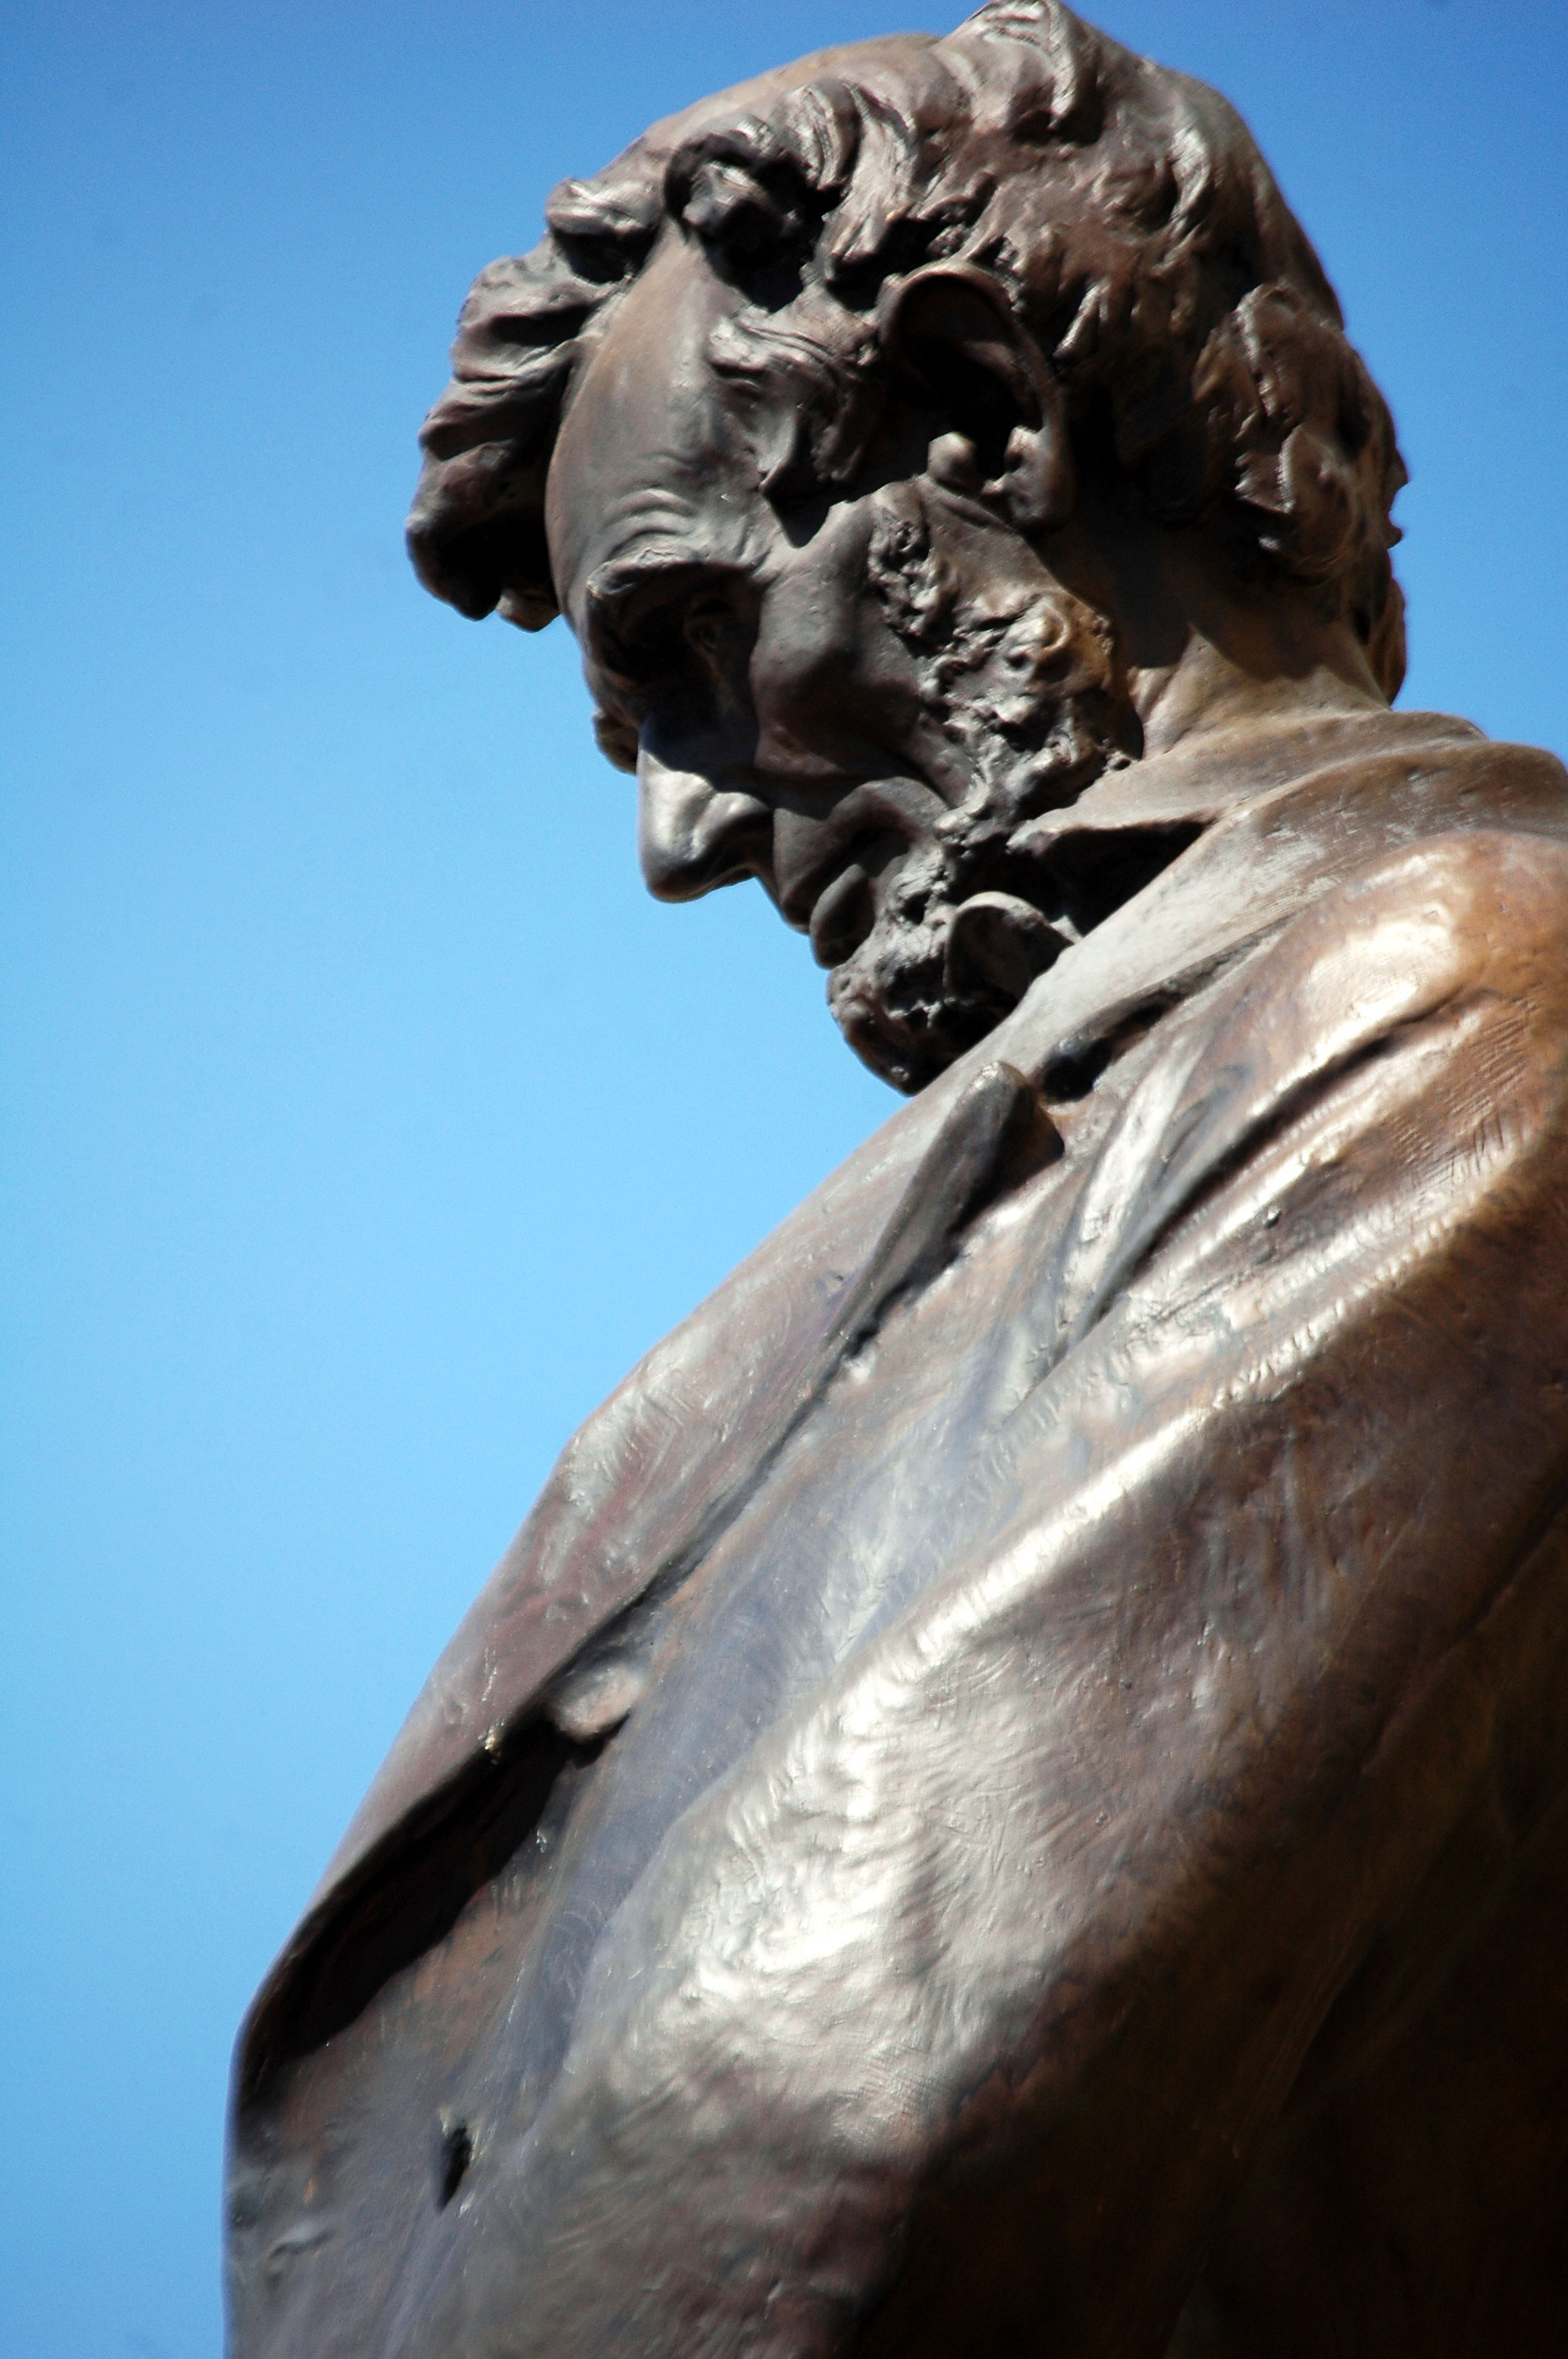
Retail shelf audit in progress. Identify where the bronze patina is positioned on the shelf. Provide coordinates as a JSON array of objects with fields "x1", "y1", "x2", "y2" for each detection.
[{"x1": 228, "y1": 8, "x2": 1568, "y2": 2352}]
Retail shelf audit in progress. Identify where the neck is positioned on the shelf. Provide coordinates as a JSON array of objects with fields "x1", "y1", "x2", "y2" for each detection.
[
  {"x1": 1046, "y1": 500, "x2": 1389, "y2": 765},
  {"x1": 1130, "y1": 638, "x2": 1387, "y2": 763}
]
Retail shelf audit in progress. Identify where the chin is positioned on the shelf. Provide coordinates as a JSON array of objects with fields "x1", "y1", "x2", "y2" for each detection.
[{"x1": 826, "y1": 930, "x2": 1007, "y2": 1094}]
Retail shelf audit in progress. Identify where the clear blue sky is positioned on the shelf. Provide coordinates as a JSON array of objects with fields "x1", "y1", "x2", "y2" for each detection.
[{"x1": 2, "y1": 2, "x2": 1563, "y2": 2350}]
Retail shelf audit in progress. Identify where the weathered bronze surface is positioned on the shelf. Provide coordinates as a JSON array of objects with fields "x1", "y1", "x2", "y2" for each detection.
[{"x1": 227, "y1": 7, "x2": 1568, "y2": 2351}]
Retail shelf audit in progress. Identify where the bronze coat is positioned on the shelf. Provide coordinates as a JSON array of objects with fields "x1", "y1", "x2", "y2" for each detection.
[{"x1": 228, "y1": 709, "x2": 1568, "y2": 2356}]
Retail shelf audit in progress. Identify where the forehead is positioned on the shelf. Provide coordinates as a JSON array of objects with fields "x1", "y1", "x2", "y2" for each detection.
[
  {"x1": 543, "y1": 234, "x2": 761, "y2": 619},
  {"x1": 542, "y1": 34, "x2": 942, "y2": 623}
]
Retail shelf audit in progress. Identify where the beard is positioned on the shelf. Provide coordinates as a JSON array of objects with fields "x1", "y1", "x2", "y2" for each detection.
[
  {"x1": 825, "y1": 841, "x2": 1032, "y2": 1095},
  {"x1": 825, "y1": 500, "x2": 1138, "y2": 1092},
  {"x1": 823, "y1": 809, "x2": 1083, "y2": 1095}
]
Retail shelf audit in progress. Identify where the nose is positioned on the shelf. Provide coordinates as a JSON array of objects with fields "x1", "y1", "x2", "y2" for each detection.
[{"x1": 636, "y1": 743, "x2": 773, "y2": 902}]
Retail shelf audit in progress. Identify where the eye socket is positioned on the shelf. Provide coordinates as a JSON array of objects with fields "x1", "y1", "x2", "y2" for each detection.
[
  {"x1": 584, "y1": 576, "x2": 759, "y2": 766},
  {"x1": 590, "y1": 572, "x2": 754, "y2": 681},
  {"x1": 684, "y1": 595, "x2": 739, "y2": 664}
]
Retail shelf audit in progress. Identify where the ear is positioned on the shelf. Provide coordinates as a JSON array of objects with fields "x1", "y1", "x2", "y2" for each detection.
[{"x1": 880, "y1": 264, "x2": 1073, "y2": 534}]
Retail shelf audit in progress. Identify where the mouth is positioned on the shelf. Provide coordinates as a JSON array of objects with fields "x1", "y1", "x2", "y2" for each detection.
[
  {"x1": 774, "y1": 776, "x2": 944, "y2": 965},
  {"x1": 806, "y1": 860, "x2": 877, "y2": 969},
  {"x1": 785, "y1": 825, "x2": 911, "y2": 971}
]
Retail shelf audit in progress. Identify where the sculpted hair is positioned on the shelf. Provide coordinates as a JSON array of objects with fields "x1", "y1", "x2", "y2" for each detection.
[{"x1": 409, "y1": 0, "x2": 1406, "y2": 696}]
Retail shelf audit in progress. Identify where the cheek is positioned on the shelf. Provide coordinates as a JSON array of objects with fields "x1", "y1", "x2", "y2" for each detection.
[{"x1": 748, "y1": 561, "x2": 927, "y2": 777}]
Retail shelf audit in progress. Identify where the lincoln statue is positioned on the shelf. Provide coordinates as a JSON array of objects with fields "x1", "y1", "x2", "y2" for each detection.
[{"x1": 227, "y1": 8, "x2": 1568, "y2": 2352}]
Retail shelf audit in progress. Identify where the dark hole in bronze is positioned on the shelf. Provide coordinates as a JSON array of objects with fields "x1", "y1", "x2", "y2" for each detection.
[{"x1": 437, "y1": 2121, "x2": 473, "y2": 2209}]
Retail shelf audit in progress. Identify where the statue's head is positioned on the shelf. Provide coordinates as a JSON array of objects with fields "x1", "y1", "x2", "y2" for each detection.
[{"x1": 409, "y1": 1, "x2": 1406, "y2": 1091}]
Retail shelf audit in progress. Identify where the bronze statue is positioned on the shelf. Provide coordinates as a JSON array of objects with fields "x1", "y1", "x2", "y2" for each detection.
[{"x1": 227, "y1": 7, "x2": 1568, "y2": 2351}]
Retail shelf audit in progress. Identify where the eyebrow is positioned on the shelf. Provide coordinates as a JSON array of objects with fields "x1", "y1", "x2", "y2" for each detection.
[
  {"x1": 580, "y1": 540, "x2": 742, "y2": 674},
  {"x1": 585, "y1": 541, "x2": 707, "y2": 610}
]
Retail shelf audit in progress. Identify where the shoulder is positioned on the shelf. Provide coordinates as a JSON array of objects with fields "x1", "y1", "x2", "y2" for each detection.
[
  {"x1": 1064, "y1": 828, "x2": 1568, "y2": 1339},
  {"x1": 1290, "y1": 823, "x2": 1568, "y2": 980},
  {"x1": 1187, "y1": 823, "x2": 1568, "y2": 1240},
  {"x1": 1214, "y1": 827, "x2": 1568, "y2": 1098}
]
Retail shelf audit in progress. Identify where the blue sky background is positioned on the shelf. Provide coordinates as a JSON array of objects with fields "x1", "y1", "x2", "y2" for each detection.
[{"x1": 3, "y1": 2, "x2": 1564, "y2": 2350}]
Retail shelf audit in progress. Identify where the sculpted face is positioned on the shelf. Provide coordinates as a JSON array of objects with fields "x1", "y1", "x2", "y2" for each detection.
[
  {"x1": 411, "y1": 15, "x2": 1404, "y2": 1089},
  {"x1": 546, "y1": 215, "x2": 1134, "y2": 1092}
]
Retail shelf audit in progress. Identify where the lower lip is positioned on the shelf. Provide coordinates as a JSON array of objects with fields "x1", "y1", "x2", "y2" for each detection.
[{"x1": 809, "y1": 863, "x2": 875, "y2": 969}]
